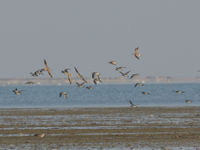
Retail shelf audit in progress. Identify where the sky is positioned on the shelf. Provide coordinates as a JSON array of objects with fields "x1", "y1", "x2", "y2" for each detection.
[{"x1": 0, "y1": 0, "x2": 200, "y2": 78}]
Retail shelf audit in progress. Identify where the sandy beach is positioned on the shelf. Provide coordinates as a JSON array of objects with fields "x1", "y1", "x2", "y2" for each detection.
[{"x1": 0, "y1": 107, "x2": 200, "y2": 149}]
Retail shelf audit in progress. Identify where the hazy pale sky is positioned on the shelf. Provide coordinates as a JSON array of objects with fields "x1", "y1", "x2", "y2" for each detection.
[{"x1": 0, "y1": 0, "x2": 200, "y2": 78}]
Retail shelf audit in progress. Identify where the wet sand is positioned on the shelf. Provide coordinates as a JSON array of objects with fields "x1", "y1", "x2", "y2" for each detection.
[{"x1": 0, "y1": 107, "x2": 200, "y2": 149}]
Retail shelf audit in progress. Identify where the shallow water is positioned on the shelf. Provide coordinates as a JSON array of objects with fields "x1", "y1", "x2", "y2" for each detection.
[{"x1": 0, "y1": 83, "x2": 200, "y2": 108}]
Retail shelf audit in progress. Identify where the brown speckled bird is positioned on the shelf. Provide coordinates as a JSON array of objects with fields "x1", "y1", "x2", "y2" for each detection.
[
  {"x1": 74, "y1": 67, "x2": 87, "y2": 83},
  {"x1": 134, "y1": 47, "x2": 141, "y2": 60},
  {"x1": 34, "y1": 133, "x2": 45, "y2": 138},
  {"x1": 43, "y1": 59, "x2": 53, "y2": 78},
  {"x1": 59, "y1": 92, "x2": 67, "y2": 99},
  {"x1": 108, "y1": 61, "x2": 117, "y2": 65},
  {"x1": 61, "y1": 69, "x2": 73, "y2": 84}
]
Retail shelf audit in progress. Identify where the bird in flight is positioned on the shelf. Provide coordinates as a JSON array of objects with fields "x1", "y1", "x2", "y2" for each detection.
[
  {"x1": 61, "y1": 69, "x2": 73, "y2": 84},
  {"x1": 129, "y1": 73, "x2": 139, "y2": 79},
  {"x1": 175, "y1": 90, "x2": 184, "y2": 94},
  {"x1": 108, "y1": 61, "x2": 117, "y2": 65},
  {"x1": 93, "y1": 78, "x2": 101, "y2": 85},
  {"x1": 74, "y1": 67, "x2": 87, "y2": 83},
  {"x1": 43, "y1": 59, "x2": 53, "y2": 78},
  {"x1": 115, "y1": 66, "x2": 126, "y2": 71},
  {"x1": 13, "y1": 88, "x2": 22, "y2": 95},
  {"x1": 135, "y1": 82, "x2": 144, "y2": 87},
  {"x1": 92, "y1": 72, "x2": 102, "y2": 83},
  {"x1": 59, "y1": 92, "x2": 67, "y2": 99},
  {"x1": 92, "y1": 72, "x2": 102, "y2": 85},
  {"x1": 134, "y1": 47, "x2": 141, "y2": 60},
  {"x1": 76, "y1": 82, "x2": 85, "y2": 88},
  {"x1": 142, "y1": 91, "x2": 150, "y2": 95},
  {"x1": 30, "y1": 68, "x2": 44, "y2": 77},
  {"x1": 86, "y1": 86, "x2": 93, "y2": 90},
  {"x1": 119, "y1": 71, "x2": 130, "y2": 78},
  {"x1": 129, "y1": 100, "x2": 137, "y2": 108},
  {"x1": 185, "y1": 99, "x2": 192, "y2": 104}
]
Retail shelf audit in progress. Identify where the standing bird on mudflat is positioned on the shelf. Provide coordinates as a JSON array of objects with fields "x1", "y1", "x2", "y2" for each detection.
[{"x1": 34, "y1": 133, "x2": 45, "y2": 138}]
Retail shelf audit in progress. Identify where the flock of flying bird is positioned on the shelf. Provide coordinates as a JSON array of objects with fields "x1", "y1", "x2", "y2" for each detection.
[{"x1": 12, "y1": 47, "x2": 192, "y2": 106}]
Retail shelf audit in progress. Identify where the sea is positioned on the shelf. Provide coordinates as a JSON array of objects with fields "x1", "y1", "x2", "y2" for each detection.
[{"x1": 0, "y1": 83, "x2": 200, "y2": 108}]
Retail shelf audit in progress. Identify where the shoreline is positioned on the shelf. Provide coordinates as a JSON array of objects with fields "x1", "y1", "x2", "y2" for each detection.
[
  {"x1": 0, "y1": 77, "x2": 200, "y2": 85},
  {"x1": 0, "y1": 106, "x2": 200, "y2": 149}
]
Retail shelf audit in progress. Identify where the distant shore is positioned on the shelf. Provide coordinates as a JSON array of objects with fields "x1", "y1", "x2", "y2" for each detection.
[{"x1": 0, "y1": 76, "x2": 200, "y2": 85}]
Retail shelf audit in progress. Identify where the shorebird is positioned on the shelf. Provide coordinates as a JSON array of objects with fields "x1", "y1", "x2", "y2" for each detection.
[
  {"x1": 129, "y1": 73, "x2": 139, "y2": 79},
  {"x1": 134, "y1": 82, "x2": 144, "y2": 87},
  {"x1": 43, "y1": 59, "x2": 53, "y2": 78},
  {"x1": 119, "y1": 71, "x2": 130, "y2": 77},
  {"x1": 175, "y1": 90, "x2": 184, "y2": 94},
  {"x1": 74, "y1": 67, "x2": 87, "y2": 83},
  {"x1": 133, "y1": 47, "x2": 141, "y2": 60},
  {"x1": 13, "y1": 88, "x2": 22, "y2": 95},
  {"x1": 92, "y1": 72, "x2": 102, "y2": 83},
  {"x1": 86, "y1": 86, "x2": 93, "y2": 90},
  {"x1": 34, "y1": 133, "x2": 45, "y2": 138},
  {"x1": 129, "y1": 100, "x2": 137, "y2": 108},
  {"x1": 61, "y1": 69, "x2": 73, "y2": 84},
  {"x1": 93, "y1": 78, "x2": 101, "y2": 85},
  {"x1": 59, "y1": 92, "x2": 67, "y2": 99},
  {"x1": 92, "y1": 72, "x2": 99, "y2": 79},
  {"x1": 142, "y1": 91, "x2": 150, "y2": 95},
  {"x1": 76, "y1": 82, "x2": 85, "y2": 88},
  {"x1": 30, "y1": 72, "x2": 38, "y2": 77},
  {"x1": 115, "y1": 66, "x2": 126, "y2": 71},
  {"x1": 108, "y1": 61, "x2": 117, "y2": 65},
  {"x1": 185, "y1": 99, "x2": 192, "y2": 104},
  {"x1": 30, "y1": 68, "x2": 44, "y2": 77}
]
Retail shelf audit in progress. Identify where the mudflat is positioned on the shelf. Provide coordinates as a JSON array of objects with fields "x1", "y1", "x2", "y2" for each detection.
[{"x1": 0, "y1": 107, "x2": 200, "y2": 149}]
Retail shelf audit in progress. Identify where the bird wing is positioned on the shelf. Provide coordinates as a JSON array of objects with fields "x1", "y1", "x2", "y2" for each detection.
[
  {"x1": 74, "y1": 67, "x2": 87, "y2": 83},
  {"x1": 67, "y1": 72, "x2": 73, "y2": 84},
  {"x1": 97, "y1": 74, "x2": 102, "y2": 82},
  {"x1": 124, "y1": 71, "x2": 130, "y2": 75},
  {"x1": 44, "y1": 59, "x2": 53, "y2": 78},
  {"x1": 59, "y1": 92, "x2": 62, "y2": 97},
  {"x1": 130, "y1": 73, "x2": 139, "y2": 79},
  {"x1": 134, "y1": 47, "x2": 140, "y2": 59},
  {"x1": 92, "y1": 72, "x2": 95, "y2": 79},
  {"x1": 119, "y1": 71, "x2": 125, "y2": 76}
]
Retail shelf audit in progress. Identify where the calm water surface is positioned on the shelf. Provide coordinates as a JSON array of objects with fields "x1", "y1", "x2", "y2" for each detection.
[{"x1": 0, "y1": 83, "x2": 200, "y2": 108}]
